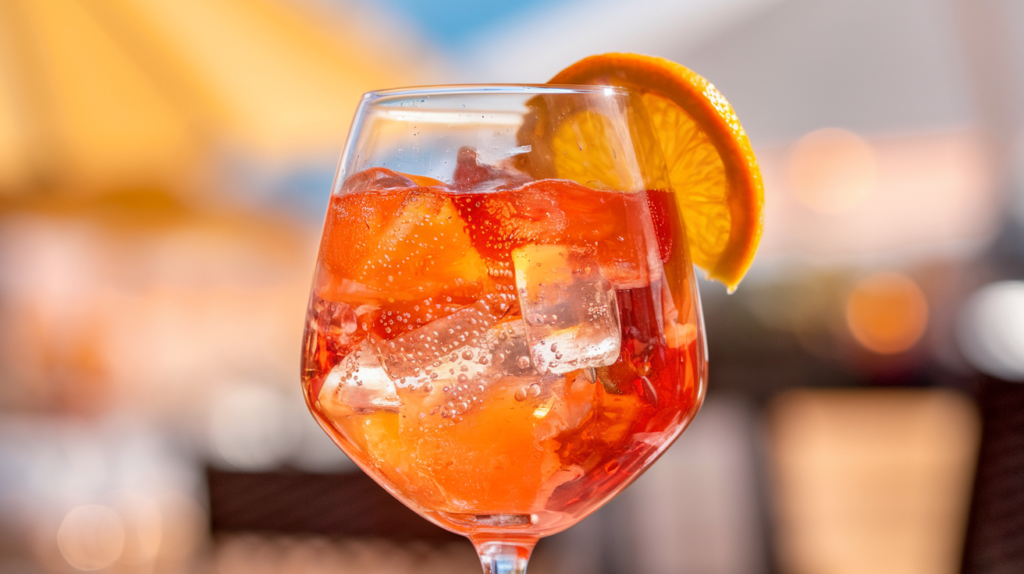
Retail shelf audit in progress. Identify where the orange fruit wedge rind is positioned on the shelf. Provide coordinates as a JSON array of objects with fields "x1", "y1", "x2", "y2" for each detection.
[{"x1": 549, "y1": 53, "x2": 764, "y2": 292}]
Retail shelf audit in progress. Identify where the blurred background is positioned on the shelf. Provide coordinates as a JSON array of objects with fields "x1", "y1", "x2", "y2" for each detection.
[{"x1": 1, "y1": 0, "x2": 1022, "y2": 572}]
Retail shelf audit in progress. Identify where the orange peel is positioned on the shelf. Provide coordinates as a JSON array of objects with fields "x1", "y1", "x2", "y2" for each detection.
[{"x1": 550, "y1": 53, "x2": 763, "y2": 291}]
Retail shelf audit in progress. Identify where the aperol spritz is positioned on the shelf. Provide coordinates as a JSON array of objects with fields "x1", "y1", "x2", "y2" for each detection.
[{"x1": 302, "y1": 83, "x2": 711, "y2": 573}]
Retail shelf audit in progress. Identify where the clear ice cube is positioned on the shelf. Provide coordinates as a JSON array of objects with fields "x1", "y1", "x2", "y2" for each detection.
[
  {"x1": 337, "y1": 167, "x2": 416, "y2": 195},
  {"x1": 452, "y1": 146, "x2": 531, "y2": 192},
  {"x1": 423, "y1": 321, "x2": 529, "y2": 417},
  {"x1": 318, "y1": 339, "x2": 401, "y2": 417},
  {"x1": 409, "y1": 319, "x2": 534, "y2": 388},
  {"x1": 427, "y1": 319, "x2": 535, "y2": 385},
  {"x1": 373, "y1": 300, "x2": 506, "y2": 382},
  {"x1": 309, "y1": 296, "x2": 359, "y2": 355},
  {"x1": 512, "y1": 244, "x2": 621, "y2": 374},
  {"x1": 380, "y1": 318, "x2": 536, "y2": 420},
  {"x1": 481, "y1": 320, "x2": 535, "y2": 378}
]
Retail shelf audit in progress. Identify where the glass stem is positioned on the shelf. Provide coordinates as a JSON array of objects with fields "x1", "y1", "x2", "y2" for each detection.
[{"x1": 471, "y1": 535, "x2": 537, "y2": 574}]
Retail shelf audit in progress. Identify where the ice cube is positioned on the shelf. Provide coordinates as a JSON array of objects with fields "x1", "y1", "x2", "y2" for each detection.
[
  {"x1": 436, "y1": 319, "x2": 535, "y2": 385},
  {"x1": 321, "y1": 174, "x2": 487, "y2": 299},
  {"x1": 307, "y1": 295, "x2": 359, "y2": 360},
  {"x1": 337, "y1": 167, "x2": 416, "y2": 195},
  {"x1": 373, "y1": 299, "x2": 506, "y2": 381},
  {"x1": 481, "y1": 320, "x2": 535, "y2": 378},
  {"x1": 513, "y1": 244, "x2": 621, "y2": 374},
  {"x1": 318, "y1": 339, "x2": 401, "y2": 418},
  {"x1": 389, "y1": 318, "x2": 536, "y2": 420},
  {"x1": 453, "y1": 146, "x2": 531, "y2": 192},
  {"x1": 531, "y1": 325, "x2": 621, "y2": 374},
  {"x1": 428, "y1": 319, "x2": 534, "y2": 388}
]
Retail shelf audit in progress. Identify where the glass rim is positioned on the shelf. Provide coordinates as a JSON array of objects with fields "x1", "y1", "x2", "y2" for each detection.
[{"x1": 362, "y1": 83, "x2": 633, "y2": 102}]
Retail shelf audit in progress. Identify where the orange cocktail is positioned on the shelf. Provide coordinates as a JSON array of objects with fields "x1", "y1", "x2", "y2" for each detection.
[
  {"x1": 302, "y1": 149, "x2": 703, "y2": 536},
  {"x1": 299, "y1": 51, "x2": 763, "y2": 574}
]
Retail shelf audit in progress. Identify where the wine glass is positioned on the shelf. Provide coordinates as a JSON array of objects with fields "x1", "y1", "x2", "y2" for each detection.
[{"x1": 301, "y1": 85, "x2": 707, "y2": 573}]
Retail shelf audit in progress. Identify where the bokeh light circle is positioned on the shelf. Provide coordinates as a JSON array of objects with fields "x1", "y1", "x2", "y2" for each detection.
[
  {"x1": 57, "y1": 504, "x2": 125, "y2": 571},
  {"x1": 113, "y1": 492, "x2": 162, "y2": 565},
  {"x1": 845, "y1": 272, "x2": 928, "y2": 354},
  {"x1": 787, "y1": 128, "x2": 877, "y2": 214},
  {"x1": 958, "y1": 281, "x2": 1024, "y2": 381},
  {"x1": 208, "y1": 383, "x2": 298, "y2": 470}
]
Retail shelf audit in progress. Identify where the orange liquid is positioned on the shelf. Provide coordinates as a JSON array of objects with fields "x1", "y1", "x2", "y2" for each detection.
[{"x1": 301, "y1": 168, "x2": 703, "y2": 537}]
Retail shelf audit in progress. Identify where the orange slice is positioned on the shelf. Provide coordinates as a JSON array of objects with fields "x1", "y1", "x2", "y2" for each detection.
[{"x1": 549, "y1": 53, "x2": 763, "y2": 291}]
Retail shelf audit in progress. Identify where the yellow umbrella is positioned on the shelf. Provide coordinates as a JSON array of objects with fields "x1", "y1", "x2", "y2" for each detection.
[{"x1": 0, "y1": 0, "x2": 424, "y2": 198}]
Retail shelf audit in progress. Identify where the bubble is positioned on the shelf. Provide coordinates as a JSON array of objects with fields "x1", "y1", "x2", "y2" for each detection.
[
  {"x1": 528, "y1": 383, "x2": 541, "y2": 398},
  {"x1": 514, "y1": 387, "x2": 528, "y2": 402},
  {"x1": 457, "y1": 374, "x2": 469, "y2": 384},
  {"x1": 462, "y1": 350, "x2": 474, "y2": 360},
  {"x1": 516, "y1": 356, "x2": 531, "y2": 370}
]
